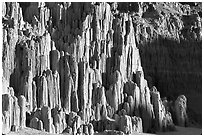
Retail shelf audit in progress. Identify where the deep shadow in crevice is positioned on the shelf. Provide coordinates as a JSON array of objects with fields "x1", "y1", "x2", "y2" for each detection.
[{"x1": 138, "y1": 37, "x2": 202, "y2": 126}]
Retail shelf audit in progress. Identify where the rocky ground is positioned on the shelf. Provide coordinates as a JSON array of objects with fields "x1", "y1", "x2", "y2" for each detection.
[
  {"x1": 2, "y1": 2, "x2": 202, "y2": 135},
  {"x1": 7, "y1": 126, "x2": 202, "y2": 135},
  {"x1": 156, "y1": 126, "x2": 202, "y2": 135}
]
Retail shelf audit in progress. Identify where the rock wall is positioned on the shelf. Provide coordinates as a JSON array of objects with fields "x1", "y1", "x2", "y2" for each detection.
[
  {"x1": 2, "y1": 2, "x2": 201, "y2": 134},
  {"x1": 131, "y1": 2, "x2": 202, "y2": 126}
]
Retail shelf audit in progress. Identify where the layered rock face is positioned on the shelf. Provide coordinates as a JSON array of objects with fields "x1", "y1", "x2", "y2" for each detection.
[{"x1": 2, "y1": 2, "x2": 201, "y2": 134}]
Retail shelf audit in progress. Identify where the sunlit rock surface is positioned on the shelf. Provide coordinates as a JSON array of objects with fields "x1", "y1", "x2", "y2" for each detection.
[{"x1": 2, "y1": 2, "x2": 201, "y2": 135}]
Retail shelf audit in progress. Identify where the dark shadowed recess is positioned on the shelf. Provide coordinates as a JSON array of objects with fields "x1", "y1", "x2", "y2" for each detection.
[
  {"x1": 19, "y1": 2, "x2": 31, "y2": 21},
  {"x1": 138, "y1": 36, "x2": 202, "y2": 127}
]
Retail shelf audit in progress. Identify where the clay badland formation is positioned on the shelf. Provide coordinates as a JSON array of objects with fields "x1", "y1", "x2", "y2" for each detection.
[{"x1": 2, "y1": 2, "x2": 202, "y2": 135}]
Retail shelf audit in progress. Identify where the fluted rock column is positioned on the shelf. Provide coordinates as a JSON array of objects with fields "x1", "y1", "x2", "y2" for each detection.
[
  {"x1": 78, "y1": 61, "x2": 89, "y2": 110},
  {"x1": 62, "y1": 54, "x2": 77, "y2": 113},
  {"x1": 124, "y1": 80, "x2": 140, "y2": 116},
  {"x1": 32, "y1": 81, "x2": 37, "y2": 111},
  {"x1": 151, "y1": 86, "x2": 163, "y2": 131},
  {"x1": 39, "y1": 4, "x2": 46, "y2": 36},
  {"x1": 142, "y1": 86, "x2": 154, "y2": 132},
  {"x1": 39, "y1": 55, "x2": 47, "y2": 76},
  {"x1": 41, "y1": 106, "x2": 52, "y2": 132},
  {"x1": 175, "y1": 95, "x2": 188, "y2": 127},
  {"x1": 69, "y1": 56, "x2": 79, "y2": 98},
  {"x1": 64, "y1": 75, "x2": 74, "y2": 114},
  {"x1": 45, "y1": 69, "x2": 55, "y2": 109},
  {"x1": 124, "y1": 102, "x2": 130, "y2": 115},
  {"x1": 127, "y1": 95, "x2": 134, "y2": 116},
  {"x1": 20, "y1": 69, "x2": 33, "y2": 112},
  {"x1": 12, "y1": 96, "x2": 20, "y2": 128},
  {"x1": 38, "y1": 75, "x2": 48, "y2": 107},
  {"x1": 50, "y1": 50, "x2": 60, "y2": 72},
  {"x1": 93, "y1": 86, "x2": 107, "y2": 107},
  {"x1": 132, "y1": 116, "x2": 143, "y2": 133},
  {"x1": 59, "y1": 51, "x2": 65, "y2": 104},
  {"x1": 2, "y1": 93, "x2": 13, "y2": 133},
  {"x1": 87, "y1": 69, "x2": 94, "y2": 108},
  {"x1": 106, "y1": 84, "x2": 118, "y2": 112},
  {"x1": 2, "y1": 111, "x2": 10, "y2": 134},
  {"x1": 53, "y1": 114, "x2": 60, "y2": 134},
  {"x1": 106, "y1": 70, "x2": 123, "y2": 112},
  {"x1": 119, "y1": 115, "x2": 133, "y2": 134},
  {"x1": 18, "y1": 95, "x2": 26, "y2": 128},
  {"x1": 88, "y1": 123, "x2": 94, "y2": 135},
  {"x1": 38, "y1": 120, "x2": 44, "y2": 131},
  {"x1": 30, "y1": 117, "x2": 39, "y2": 130},
  {"x1": 71, "y1": 90, "x2": 79, "y2": 112},
  {"x1": 53, "y1": 71, "x2": 61, "y2": 108}
]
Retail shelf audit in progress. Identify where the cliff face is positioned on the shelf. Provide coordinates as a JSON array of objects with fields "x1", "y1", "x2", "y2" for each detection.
[
  {"x1": 117, "y1": 2, "x2": 202, "y2": 126},
  {"x1": 129, "y1": 2, "x2": 202, "y2": 126},
  {"x1": 2, "y1": 2, "x2": 201, "y2": 134}
]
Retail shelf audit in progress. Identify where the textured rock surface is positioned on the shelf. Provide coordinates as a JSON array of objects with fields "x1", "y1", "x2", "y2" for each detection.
[
  {"x1": 174, "y1": 95, "x2": 188, "y2": 127},
  {"x1": 151, "y1": 86, "x2": 175, "y2": 131},
  {"x1": 132, "y1": 116, "x2": 143, "y2": 133},
  {"x1": 2, "y1": 2, "x2": 201, "y2": 134},
  {"x1": 18, "y1": 95, "x2": 26, "y2": 128},
  {"x1": 119, "y1": 115, "x2": 133, "y2": 134}
]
